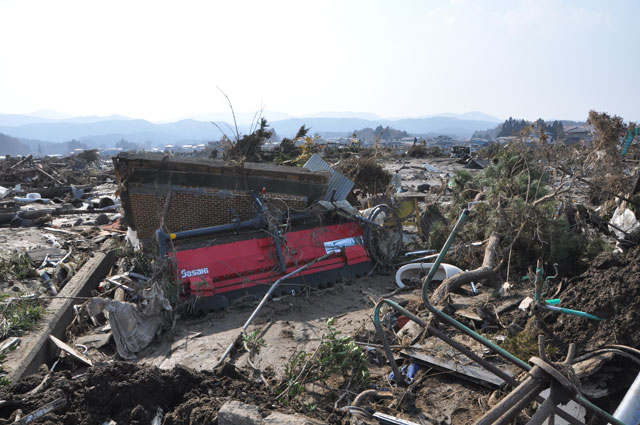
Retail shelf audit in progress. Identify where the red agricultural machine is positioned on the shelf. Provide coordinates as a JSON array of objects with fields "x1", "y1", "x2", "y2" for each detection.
[
  {"x1": 114, "y1": 153, "x2": 402, "y2": 314},
  {"x1": 155, "y1": 193, "x2": 401, "y2": 313}
]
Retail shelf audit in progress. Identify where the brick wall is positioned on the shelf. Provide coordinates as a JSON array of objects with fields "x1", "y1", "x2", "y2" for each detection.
[{"x1": 129, "y1": 184, "x2": 307, "y2": 242}]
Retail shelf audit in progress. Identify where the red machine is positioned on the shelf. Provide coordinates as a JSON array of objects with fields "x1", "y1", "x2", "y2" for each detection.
[{"x1": 155, "y1": 195, "x2": 396, "y2": 313}]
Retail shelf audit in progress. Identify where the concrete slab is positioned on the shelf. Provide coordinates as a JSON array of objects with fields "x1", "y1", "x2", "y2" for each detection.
[{"x1": 3, "y1": 240, "x2": 115, "y2": 381}]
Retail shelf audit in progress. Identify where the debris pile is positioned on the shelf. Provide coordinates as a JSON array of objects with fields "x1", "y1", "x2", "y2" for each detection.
[
  {"x1": 0, "y1": 112, "x2": 640, "y2": 424},
  {"x1": 0, "y1": 362, "x2": 272, "y2": 425},
  {"x1": 545, "y1": 247, "x2": 640, "y2": 350},
  {"x1": 0, "y1": 152, "x2": 117, "y2": 229}
]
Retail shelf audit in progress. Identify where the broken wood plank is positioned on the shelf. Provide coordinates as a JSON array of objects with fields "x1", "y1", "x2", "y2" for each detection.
[
  {"x1": 0, "y1": 337, "x2": 20, "y2": 355},
  {"x1": 13, "y1": 397, "x2": 66, "y2": 424},
  {"x1": 10, "y1": 155, "x2": 32, "y2": 170},
  {"x1": 27, "y1": 359, "x2": 59, "y2": 396},
  {"x1": 113, "y1": 287, "x2": 125, "y2": 302},
  {"x1": 75, "y1": 332, "x2": 112, "y2": 349},
  {"x1": 454, "y1": 308, "x2": 483, "y2": 322},
  {"x1": 401, "y1": 345, "x2": 508, "y2": 387},
  {"x1": 49, "y1": 335, "x2": 92, "y2": 367},
  {"x1": 373, "y1": 412, "x2": 422, "y2": 425},
  {"x1": 448, "y1": 292, "x2": 489, "y2": 309},
  {"x1": 36, "y1": 167, "x2": 64, "y2": 186},
  {"x1": 497, "y1": 297, "x2": 524, "y2": 314}
]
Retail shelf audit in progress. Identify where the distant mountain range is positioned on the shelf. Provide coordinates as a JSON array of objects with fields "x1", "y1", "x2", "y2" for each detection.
[
  {"x1": 418, "y1": 111, "x2": 502, "y2": 122},
  {"x1": 0, "y1": 110, "x2": 504, "y2": 155}
]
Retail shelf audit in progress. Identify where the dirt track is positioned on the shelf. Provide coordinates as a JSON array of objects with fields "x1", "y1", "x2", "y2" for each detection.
[{"x1": 138, "y1": 273, "x2": 398, "y2": 378}]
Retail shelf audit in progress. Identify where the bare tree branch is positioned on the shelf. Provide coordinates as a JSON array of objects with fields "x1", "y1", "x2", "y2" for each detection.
[
  {"x1": 210, "y1": 121, "x2": 231, "y2": 141},
  {"x1": 217, "y1": 87, "x2": 240, "y2": 142},
  {"x1": 532, "y1": 178, "x2": 574, "y2": 208},
  {"x1": 250, "y1": 103, "x2": 265, "y2": 134}
]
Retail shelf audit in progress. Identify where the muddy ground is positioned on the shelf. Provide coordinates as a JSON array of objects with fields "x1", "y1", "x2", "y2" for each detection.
[
  {"x1": 0, "y1": 362, "x2": 274, "y2": 425},
  {"x1": 2, "y1": 226, "x2": 632, "y2": 424},
  {"x1": 544, "y1": 246, "x2": 640, "y2": 351},
  {"x1": 0, "y1": 271, "x2": 501, "y2": 425}
]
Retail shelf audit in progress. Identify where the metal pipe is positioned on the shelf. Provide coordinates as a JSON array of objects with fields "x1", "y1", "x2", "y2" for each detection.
[
  {"x1": 421, "y1": 209, "x2": 469, "y2": 286},
  {"x1": 495, "y1": 383, "x2": 552, "y2": 425},
  {"x1": 373, "y1": 299, "x2": 408, "y2": 385},
  {"x1": 423, "y1": 275, "x2": 533, "y2": 371},
  {"x1": 371, "y1": 300, "x2": 583, "y2": 425},
  {"x1": 216, "y1": 251, "x2": 336, "y2": 366},
  {"x1": 372, "y1": 297, "x2": 514, "y2": 383},
  {"x1": 475, "y1": 371, "x2": 546, "y2": 425},
  {"x1": 155, "y1": 215, "x2": 263, "y2": 257},
  {"x1": 612, "y1": 371, "x2": 640, "y2": 425},
  {"x1": 526, "y1": 392, "x2": 559, "y2": 425},
  {"x1": 169, "y1": 215, "x2": 262, "y2": 241},
  {"x1": 417, "y1": 209, "x2": 626, "y2": 425},
  {"x1": 154, "y1": 194, "x2": 316, "y2": 258}
]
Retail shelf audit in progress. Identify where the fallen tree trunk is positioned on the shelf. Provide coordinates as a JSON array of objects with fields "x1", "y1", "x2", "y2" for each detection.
[{"x1": 429, "y1": 234, "x2": 501, "y2": 305}]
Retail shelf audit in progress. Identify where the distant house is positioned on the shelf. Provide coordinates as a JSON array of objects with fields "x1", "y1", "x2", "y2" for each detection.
[
  {"x1": 564, "y1": 126, "x2": 592, "y2": 144},
  {"x1": 525, "y1": 132, "x2": 554, "y2": 144},
  {"x1": 100, "y1": 147, "x2": 124, "y2": 156},
  {"x1": 496, "y1": 136, "x2": 517, "y2": 144},
  {"x1": 469, "y1": 138, "x2": 489, "y2": 145}
]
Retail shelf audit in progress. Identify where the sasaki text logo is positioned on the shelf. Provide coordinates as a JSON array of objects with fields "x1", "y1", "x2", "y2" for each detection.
[{"x1": 181, "y1": 268, "x2": 209, "y2": 279}]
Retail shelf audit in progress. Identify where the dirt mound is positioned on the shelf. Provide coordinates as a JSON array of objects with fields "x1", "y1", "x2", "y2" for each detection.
[
  {"x1": 543, "y1": 247, "x2": 640, "y2": 351},
  {"x1": 0, "y1": 362, "x2": 273, "y2": 424}
]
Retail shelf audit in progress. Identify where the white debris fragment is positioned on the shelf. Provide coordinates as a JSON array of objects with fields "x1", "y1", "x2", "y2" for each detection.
[
  {"x1": 498, "y1": 281, "x2": 512, "y2": 297},
  {"x1": 609, "y1": 206, "x2": 640, "y2": 240},
  {"x1": 42, "y1": 233, "x2": 61, "y2": 248},
  {"x1": 519, "y1": 296, "x2": 534, "y2": 311},
  {"x1": 125, "y1": 227, "x2": 141, "y2": 251}
]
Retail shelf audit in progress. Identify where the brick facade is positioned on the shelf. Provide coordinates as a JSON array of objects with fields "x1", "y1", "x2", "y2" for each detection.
[
  {"x1": 129, "y1": 185, "x2": 307, "y2": 242},
  {"x1": 114, "y1": 153, "x2": 328, "y2": 245}
]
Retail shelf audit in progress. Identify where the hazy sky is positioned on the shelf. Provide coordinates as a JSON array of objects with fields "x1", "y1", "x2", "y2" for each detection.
[{"x1": 1, "y1": 0, "x2": 638, "y2": 122}]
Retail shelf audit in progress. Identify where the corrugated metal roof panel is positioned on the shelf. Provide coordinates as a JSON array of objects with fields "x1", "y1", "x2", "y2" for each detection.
[{"x1": 304, "y1": 154, "x2": 354, "y2": 201}]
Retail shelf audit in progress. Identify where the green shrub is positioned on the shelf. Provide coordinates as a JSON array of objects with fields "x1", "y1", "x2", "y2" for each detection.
[{"x1": 278, "y1": 318, "x2": 369, "y2": 403}]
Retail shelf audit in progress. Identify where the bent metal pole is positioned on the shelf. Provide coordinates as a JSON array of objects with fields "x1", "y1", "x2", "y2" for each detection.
[{"x1": 216, "y1": 251, "x2": 337, "y2": 367}]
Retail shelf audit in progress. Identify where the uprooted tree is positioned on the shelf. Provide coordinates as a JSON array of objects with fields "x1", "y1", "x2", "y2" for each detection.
[
  {"x1": 427, "y1": 124, "x2": 627, "y2": 304},
  {"x1": 222, "y1": 117, "x2": 273, "y2": 162},
  {"x1": 335, "y1": 157, "x2": 392, "y2": 197},
  {"x1": 276, "y1": 125, "x2": 308, "y2": 164}
]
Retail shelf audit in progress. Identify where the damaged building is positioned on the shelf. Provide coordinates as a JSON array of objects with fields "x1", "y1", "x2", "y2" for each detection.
[{"x1": 113, "y1": 153, "x2": 329, "y2": 244}]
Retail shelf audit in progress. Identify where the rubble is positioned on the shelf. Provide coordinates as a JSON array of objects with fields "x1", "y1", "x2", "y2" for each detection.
[
  {"x1": 543, "y1": 247, "x2": 640, "y2": 350},
  {"x1": 218, "y1": 400, "x2": 323, "y2": 425},
  {"x1": 88, "y1": 282, "x2": 172, "y2": 360},
  {"x1": 0, "y1": 125, "x2": 639, "y2": 424}
]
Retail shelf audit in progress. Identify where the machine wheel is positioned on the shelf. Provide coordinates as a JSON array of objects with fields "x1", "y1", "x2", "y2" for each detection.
[{"x1": 365, "y1": 204, "x2": 402, "y2": 266}]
